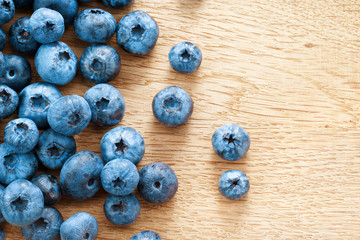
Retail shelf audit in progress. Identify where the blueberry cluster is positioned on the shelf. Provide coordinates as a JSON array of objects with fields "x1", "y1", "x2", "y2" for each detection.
[{"x1": 0, "y1": 0, "x2": 247, "y2": 238}]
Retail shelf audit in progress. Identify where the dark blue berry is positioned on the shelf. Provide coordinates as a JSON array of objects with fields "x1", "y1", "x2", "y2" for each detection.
[
  {"x1": 60, "y1": 212, "x2": 98, "y2": 240},
  {"x1": 102, "y1": 0, "x2": 133, "y2": 8},
  {"x1": 104, "y1": 193, "x2": 141, "y2": 225},
  {"x1": 9, "y1": 17, "x2": 41, "y2": 54},
  {"x1": 219, "y1": 170, "x2": 249, "y2": 200},
  {"x1": 0, "y1": 85, "x2": 19, "y2": 119},
  {"x1": 169, "y1": 42, "x2": 202, "y2": 73},
  {"x1": 131, "y1": 231, "x2": 162, "y2": 240},
  {"x1": 0, "y1": 0, "x2": 15, "y2": 25},
  {"x1": 31, "y1": 174, "x2": 62, "y2": 205},
  {"x1": 0, "y1": 55, "x2": 31, "y2": 92},
  {"x1": 33, "y1": 0, "x2": 78, "y2": 26},
  {"x1": 0, "y1": 27, "x2": 6, "y2": 51}
]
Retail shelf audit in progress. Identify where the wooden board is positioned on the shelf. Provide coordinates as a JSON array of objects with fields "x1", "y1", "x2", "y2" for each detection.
[{"x1": 1, "y1": 0, "x2": 360, "y2": 239}]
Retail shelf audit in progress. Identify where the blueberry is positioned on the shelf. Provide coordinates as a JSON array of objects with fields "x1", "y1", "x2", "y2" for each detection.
[
  {"x1": 138, "y1": 162, "x2": 178, "y2": 203},
  {"x1": 116, "y1": 10, "x2": 159, "y2": 55},
  {"x1": 0, "y1": 227, "x2": 4, "y2": 240},
  {"x1": 219, "y1": 170, "x2": 249, "y2": 200},
  {"x1": 102, "y1": 0, "x2": 133, "y2": 8},
  {"x1": 101, "y1": 159, "x2": 139, "y2": 196},
  {"x1": 0, "y1": 85, "x2": 19, "y2": 119},
  {"x1": 4, "y1": 118, "x2": 39, "y2": 153},
  {"x1": 29, "y1": 8, "x2": 65, "y2": 44},
  {"x1": 18, "y1": 83, "x2": 62, "y2": 129},
  {"x1": 0, "y1": 0, "x2": 15, "y2": 25},
  {"x1": 84, "y1": 84, "x2": 125, "y2": 127},
  {"x1": 35, "y1": 41, "x2": 78, "y2": 85},
  {"x1": 33, "y1": 0, "x2": 78, "y2": 26},
  {"x1": 21, "y1": 206, "x2": 63, "y2": 240},
  {"x1": 104, "y1": 193, "x2": 140, "y2": 225},
  {"x1": 47, "y1": 95, "x2": 91, "y2": 136},
  {"x1": 35, "y1": 128, "x2": 76, "y2": 170},
  {"x1": 80, "y1": 44, "x2": 121, "y2": 84},
  {"x1": 60, "y1": 151, "x2": 104, "y2": 200},
  {"x1": 13, "y1": 0, "x2": 33, "y2": 8},
  {"x1": 0, "y1": 27, "x2": 5, "y2": 51},
  {"x1": 74, "y1": 8, "x2": 116, "y2": 43},
  {"x1": 31, "y1": 174, "x2": 61, "y2": 205},
  {"x1": 152, "y1": 86, "x2": 193, "y2": 127},
  {"x1": 169, "y1": 42, "x2": 202, "y2": 73},
  {"x1": 9, "y1": 17, "x2": 41, "y2": 54},
  {"x1": 0, "y1": 55, "x2": 31, "y2": 92},
  {"x1": 131, "y1": 231, "x2": 162, "y2": 240},
  {"x1": 1, "y1": 179, "x2": 44, "y2": 226},
  {"x1": 0, "y1": 184, "x2": 5, "y2": 223},
  {"x1": 100, "y1": 126, "x2": 145, "y2": 165},
  {"x1": 60, "y1": 212, "x2": 98, "y2": 240},
  {"x1": 212, "y1": 123, "x2": 250, "y2": 161},
  {"x1": 0, "y1": 144, "x2": 38, "y2": 185}
]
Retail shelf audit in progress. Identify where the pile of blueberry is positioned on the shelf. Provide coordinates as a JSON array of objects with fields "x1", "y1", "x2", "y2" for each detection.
[{"x1": 0, "y1": 0, "x2": 250, "y2": 239}]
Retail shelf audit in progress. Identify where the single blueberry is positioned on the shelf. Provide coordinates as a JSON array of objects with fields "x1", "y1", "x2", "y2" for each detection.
[
  {"x1": 116, "y1": 10, "x2": 159, "y2": 55},
  {"x1": 0, "y1": 55, "x2": 31, "y2": 92},
  {"x1": 131, "y1": 231, "x2": 162, "y2": 240},
  {"x1": 4, "y1": 118, "x2": 39, "y2": 153},
  {"x1": 0, "y1": 184, "x2": 5, "y2": 223},
  {"x1": 80, "y1": 44, "x2": 121, "y2": 84},
  {"x1": 1, "y1": 179, "x2": 44, "y2": 226},
  {"x1": 31, "y1": 174, "x2": 61, "y2": 205},
  {"x1": 60, "y1": 151, "x2": 104, "y2": 200},
  {"x1": 35, "y1": 41, "x2": 78, "y2": 85},
  {"x1": 100, "y1": 126, "x2": 145, "y2": 165},
  {"x1": 35, "y1": 128, "x2": 76, "y2": 170},
  {"x1": 13, "y1": 0, "x2": 33, "y2": 8},
  {"x1": 84, "y1": 84, "x2": 125, "y2": 127},
  {"x1": 102, "y1": 0, "x2": 133, "y2": 8},
  {"x1": 101, "y1": 159, "x2": 139, "y2": 196},
  {"x1": 0, "y1": 0, "x2": 15, "y2": 25},
  {"x1": 0, "y1": 144, "x2": 38, "y2": 185},
  {"x1": 0, "y1": 227, "x2": 4, "y2": 240},
  {"x1": 60, "y1": 212, "x2": 98, "y2": 240},
  {"x1": 104, "y1": 193, "x2": 140, "y2": 225},
  {"x1": 0, "y1": 85, "x2": 19, "y2": 119},
  {"x1": 74, "y1": 8, "x2": 116, "y2": 43},
  {"x1": 9, "y1": 17, "x2": 41, "y2": 54},
  {"x1": 152, "y1": 86, "x2": 193, "y2": 127},
  {"x1": 212, "y1": 123, "x2": 250, "y2": 161},
  {"x1": 169, "y1": 42, "x2": 202, "y2": 73},
  {"x1": 29, "y1": 8, "x2": 65, "y2": 44},
  {"x1": 21, "y1": 206, "x2": 63, "y2": 240},
  {"x1": 47, "y1": 95, "x2": 91, "y2": 136},
  {"x1": 219, "y1": 170, "x2": 250, "y2": 200},
  {"x1": 19, "y1": 83, "x2": 62, "y2": 129},
  {"x1": 0, "y1": 27, "x2": 5, "y2": 51},
  {"x1": 138, "y1": 162, "x2": 178, "y2": 203},
  {"x1": 33, "y1": 0, "x2": 78, "y2": 26}
]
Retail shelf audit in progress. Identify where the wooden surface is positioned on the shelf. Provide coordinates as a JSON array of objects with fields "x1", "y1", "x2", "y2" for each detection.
[{"x1": 2, "y1": 0, "x2": 360, "y2": 239}]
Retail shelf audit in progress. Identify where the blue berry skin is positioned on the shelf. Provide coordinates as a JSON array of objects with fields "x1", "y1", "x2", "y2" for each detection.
[
  {"x1": 102, "y1": 0, "x2": 133, "y2": 8},
  {"x1": 84, "y1": 84, "x2": 125, "y2": 127},
  {"x1": 80, "y1": 44, "x2": 121, "y2": 84},
  {"x1": 116, "y1": 11, "x2": 159, "y2": 55},
  {"x1": 47, "y1": 95, "x2": 91, "y2": 136},
  {"x1": 100, "y1": 126, "x2": 145, "y2": 165},
  {"x1": 19, "y1": 83, "x2": 62, "y2": 129},
  {"x1": 35, "y1": 41, "x2": 78, "y2": 85},
  {"x1": 29, "y1": 8, "x2": 65, "y2": 44},
  {"x1": 0, "y1": 85, "x2": 19, "y2": 119},
  {"x1": 101, "y1": 159, "x2": 139, "y2": 196},
  {"x1": 4, "y1": 118, "x2": 39, "y2": 153},
  {"x1": 31, "y1": 174, "x2": 61, "y2": 205},
  {"x1": 212, "y1": 123, "x2": 250, "y2": 161},
  {"x1": 169, "y1": 42, "x2": 202, "y2": 74},
  {"x1": 35, "y1": 129, "x2": 76, "y2": 170},
  {"x1": 13, "y1": 0, "x2": 33, "y2": 8},
  {"x1": 104, "y1": 193, "x2": 140, "y2": 225},
  {"x1": 0, "y1": 227, "x2": 4, "y2": 240},
  {"x1": 60, "y1": 212, "x2": 98, "y2": 240},
  {"x1": 152, "y1": 86, "x2": 193, "y2": 127},
  {"x1": 1, "y1": 179, "x2": 44, "y2": 226},
  {"x1": 219, "y1": 170, "x2": 250, "y2": 200},
  {"x1": 0, "y1": 27, "x2": 5, "y2": 51},
  {"x1": 60, "y1": 151, "x2": 104, "y2": 200},
  {"x1": 138, "y1": 162, "x2": 178, "y2": 203},
  {"x1": 0, "y1": 0, "x2": 15, "y2": 25},
  {"x1": 9, "y1": 17, "x2": 41, "y2": 54},
  {"x1": 74, "y1": 9, "x2": 116, "y2": 44},
  {"x1": 0, "y1": 184, "x2": 5, "y2": 223},
  {"x1": 131, "y1": 231, "x2": 162, "y2": 240},
  {"x1": 21, "y1": 206, "x2": 63, "y2": 240},
  {"x1": 0, "y1": 55, "x2": 31, "y2": 92},
  {"x1": 33, "y1": 0, "x2": 78, "y2": 26}
]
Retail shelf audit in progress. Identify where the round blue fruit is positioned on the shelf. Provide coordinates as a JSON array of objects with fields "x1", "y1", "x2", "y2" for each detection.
[
  {"x1": 131, "y1": 231, "x2": 162, "y2": 240},
  {"x1": 0, "y1": 85, "x2": 19, "y2": 119},
  {"x1": 102, "y1": 0, "x2": 133, "y2": 8},
  {"x1": 104, "y1": 193, "x2": 141, "y2": 225},
  {"x1": 219, "y1": 170, "x2": 250, "y2": 200},
  {"x1": 0, "y1": 27, "x2": 6, "y2": 51},
  {"x1": 60, "y1": 212, "x2": 98, "y2": 240},
  {"x1": 0, "y1": 0, "x2": 15, "y2": 25},
  {"x1": 169, "y1": 42, "x2": 202, "y2": 73},
  {"x1": 33, "y1": 0, "x2": 78, "y2": 26},
  {"x1": 0, "y1": 55, "x2": 31, "y2": 92},
  {"x1": 9, "y1": 17, "x2": 41, "y2": 54},
  {"x1": 31, "y1": 174, "x2": 62, "y2": 205}
]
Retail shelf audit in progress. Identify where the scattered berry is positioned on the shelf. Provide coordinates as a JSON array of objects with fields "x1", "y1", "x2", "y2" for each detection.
[
  {"x1": 9, "y1": 17, "x2": 41, "y2": 54},
  {"x1": 219, "y1": 170, "x2": 249, "y2": 200},
  {"x1": 31, "y1": 174, "x2": 62, "y2": 205},
  {"x1": 33, "y1": 0, "x2": 78, "y2": 26},
  {"x1": 131, "y1": 231, "x2": 162, "y2": 240},
  {"x1": 0, "y1": 85, "x2": 19, "y2": 119},
  {"x1": 60, "y1": 212, "x2": 98, "y2": 240},
  {"x1": 104, "y1": 193, "x2": 141, "y2": 225},
  {"x1": 0, "y1": 55, "x2": 31, "y2": 92},
  {"x1": 0, "y1": 0, "x2": 15, "y2": 25},
  {"x1": 169, "y1": 42, "x2": 202, "y2": 73}
]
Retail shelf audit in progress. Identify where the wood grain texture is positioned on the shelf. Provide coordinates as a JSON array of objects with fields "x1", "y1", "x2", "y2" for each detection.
[{"x1": 1, "y1": 0, "x2": 360, "y2": 239}]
